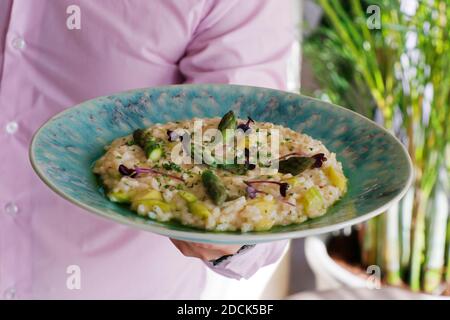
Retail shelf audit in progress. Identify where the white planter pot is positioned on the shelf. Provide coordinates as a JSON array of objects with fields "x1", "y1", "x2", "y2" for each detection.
[
  {"x1": 304, "y1": 235, "x2": 449, "y2": 299},
  {"x1": 305, "y1": 235, "x2": 367, "y2": 290}
]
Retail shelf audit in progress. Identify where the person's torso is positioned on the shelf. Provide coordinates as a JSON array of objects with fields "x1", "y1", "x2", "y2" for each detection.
[{"x1": 0, "y1": 0, "x2": 213, "y2": 299}]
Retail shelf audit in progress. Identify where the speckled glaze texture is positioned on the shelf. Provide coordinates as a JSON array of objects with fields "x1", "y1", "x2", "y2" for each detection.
[{"x1": 30, "y1": 84, "x2": 413, "y2": 244}]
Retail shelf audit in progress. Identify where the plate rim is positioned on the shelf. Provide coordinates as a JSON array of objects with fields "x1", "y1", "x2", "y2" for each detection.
[{"x1": 29, "y1": 84, "x2": 414, "y2": 244}]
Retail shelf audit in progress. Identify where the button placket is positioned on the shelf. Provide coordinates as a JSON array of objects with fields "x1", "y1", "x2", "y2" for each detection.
[
  {"x1": 3, "y1": 287, "x2": 16, "y2": 300},
  {"x1": 11, "y1": 37, "x2": 25, "y2": 50},
  {"x1": 5, "y1": 121, "x2": 18, "y2": 134},
  {"x1": 4, "y1": 202, "x2": 19, "y2": 216}
]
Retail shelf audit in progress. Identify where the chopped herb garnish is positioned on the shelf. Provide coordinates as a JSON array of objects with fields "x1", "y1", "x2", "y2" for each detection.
[
  {"x1": 118, "y1": 164, "x2": 184, "y2": 181},
  {"x1": 237, "y1": 116, "x2": 255, "y2": 133},
  {"x1": 245, "y1": 185, "x2": 262, "y2": 199},
  {"x1": 118, "y1": 164, "x2": 136, "y2": 177},
  {"x1": 311, "y1": 153, "x2": 327, "y2": 168},
  {"x1": 277, "y1": 153, "x2": 327, "y2": 175},
  {"x1": 244, "y1": 180, "x2": 290, "y2": 198},
  {"x1": 162, "y1": 162, "x2": 182, "y2": 172},
  {"x1": 279, "y1": 183, "x2": 289, "y2": 197}
]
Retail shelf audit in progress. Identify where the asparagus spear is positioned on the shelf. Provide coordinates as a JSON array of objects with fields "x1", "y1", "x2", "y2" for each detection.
[
  {"x1": 133, "y1": 129, "x2": 163, "y2": 161},
  {"x1": 218, "y1": 110, "x2": 237, "y2": 142},
  {"x1": 132, "y1": 129, "x2": 146, "y2": 146},
  {"x1": 201, "y1": 170, "x2": 228, "y2": 206}
]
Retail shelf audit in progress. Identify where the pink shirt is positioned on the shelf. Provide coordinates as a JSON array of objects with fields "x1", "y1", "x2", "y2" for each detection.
[{"x1": 0, "y1": 0, "x2": 293, "y2": 299}]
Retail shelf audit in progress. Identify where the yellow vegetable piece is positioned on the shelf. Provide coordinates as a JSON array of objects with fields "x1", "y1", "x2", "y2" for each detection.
[
  {"x1": 178, "y1": 191, "x2": 198, "y2": 203},
  {"x1": 167, "y1": 141, "x2": 177, "y2": 148},
  {"x1": 187, "y1": 201, "x2": 211, "y2": 219},
  {"x1": 299, "y1": 186, "x2": 324, "y2": 217},
  {"x1": 177, "y1": 190, "x2": 210, "y2": 218},
  {"x1": 254, "y1": 218, "x2": 275, "y2": 232},
  {"x1": 325, "y1": 166, "x2": 347, "y2": 192},
  {"x1": 248, "y1": 199, "x2": 275, "y2": 214},
  {"x1": 133, "y1": 189, "x2": 163, "y2": 202},
  {"x1": 133, "y1": 199, "x2": 174, "y2": 213},
  {"x1": 108, "y1": 190, "x2": 132, "y2": 203},
  {"x1": 285, "y1": 177, "x2": 301, "y2": 188},
  {"x1": 247, "y1": 199, "x2": 276, "y2": 231}
]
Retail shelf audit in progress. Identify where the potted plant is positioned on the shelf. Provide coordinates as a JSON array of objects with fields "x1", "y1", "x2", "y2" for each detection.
[{"x1": 302, "y1": 0, "x2": 449, "y2": 296}]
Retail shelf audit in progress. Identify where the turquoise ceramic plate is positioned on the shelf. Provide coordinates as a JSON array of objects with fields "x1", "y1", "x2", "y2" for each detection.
[{"x1": 30, "y1": 84, "x2": 413, "y2": 244}]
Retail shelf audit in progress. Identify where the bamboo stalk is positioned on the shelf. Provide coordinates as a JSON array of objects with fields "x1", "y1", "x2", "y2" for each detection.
[
  {"x1": 385, "y1": 202, "x2": 402, "y2": 285},
  {"x1": 317, "y1": 0, "x2": 388, "y2": 118},
  {"x1": 445, "y1": 207, "x2": 450, "y2": 293},
  {"x1": 409, "y1": 188, "x2": 428, "y2": 292},
  {"x1": 376, "y1": 214, "x2": 386, "y2": 274},
  {"x1": 423, "y1": 186, "x2": 448, "y2": 293},
  {"x1": 400, "y1": 188, "x2": 414, "y2": 277},
  {"x1": 405, "y1": 0, "x2": 446, "y2": 292},
  {"x1": 305, "y1": 0, "x2": 449, "y2": 294},
  {"x1": 444, "y1": 148, "x2": 450, "y2": 293},
  {"x1": 361, "y1": 219, "x2": 378, "y2": 267}
]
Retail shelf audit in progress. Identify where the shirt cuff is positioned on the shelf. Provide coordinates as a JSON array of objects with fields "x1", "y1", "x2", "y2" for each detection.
[
  {"x1": 209, "y1": 245, "x2": 256, "y2": 266},
  {"x1": 204, "y1": 240, "x2": 288, "y2": 280}
]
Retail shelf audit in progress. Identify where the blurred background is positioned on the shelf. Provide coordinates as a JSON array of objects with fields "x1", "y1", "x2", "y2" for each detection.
[{"x1": 204, "y1": 0, "x2": 450, "y2": 300}]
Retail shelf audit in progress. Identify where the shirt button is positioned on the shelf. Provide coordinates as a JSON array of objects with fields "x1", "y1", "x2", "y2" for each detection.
[
  {"x1": 5, "y1": 121, "x2": 18, "y2": 135},
  {"x1": 3, "y1": 287, "x2": 16, "y2": 300},
  {"x1": 11, "y1": 37, "x2": 26, "y2": 50},
  {"x1": 4, "y1": 202, "x2": 19, "y2": 216}
]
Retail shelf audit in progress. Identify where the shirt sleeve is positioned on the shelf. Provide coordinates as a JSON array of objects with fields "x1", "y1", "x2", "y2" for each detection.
[
  {"x1": 204, "y1": 240, "x2": 288, "y2": 280},
  {"x1": 179, "y1": 0, "x2": 294, "y2": 279},
  {"x1": 179, "y1": 0, "x2": 295, "y2": 90}
]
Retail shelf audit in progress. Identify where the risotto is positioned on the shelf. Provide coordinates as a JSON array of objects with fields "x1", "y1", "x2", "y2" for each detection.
[{"x1": 93, "y1": 111, "x2": 347, "y2": 232}]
